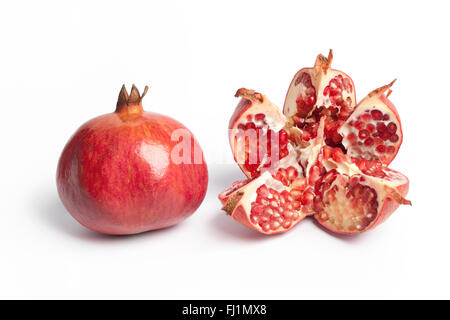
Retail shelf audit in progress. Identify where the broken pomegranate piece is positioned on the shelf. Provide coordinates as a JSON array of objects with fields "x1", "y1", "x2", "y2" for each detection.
[{"x1": 220, "y1": 50, "x2": 410, "y2": 235}]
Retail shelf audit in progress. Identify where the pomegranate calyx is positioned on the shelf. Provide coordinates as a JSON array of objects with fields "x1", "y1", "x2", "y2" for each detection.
[
  {"x1": 235, "y1": 88, "x2": 264, "y2": 103},
  {"x1": 115, "y1": 84, "x2": 149, "y2": 115},
  {"x1": 368, "y1": 79, "x2": 396, "y2": 98},
  {"x1": 314, "y1": 49, "x2": 333, "y2": 74},
  {"x1": 221, "y1": 191, "x2": 244, "y2": 215},
  {"x1": 385, "y1": 186, "x2": 412, "y2": 205}
]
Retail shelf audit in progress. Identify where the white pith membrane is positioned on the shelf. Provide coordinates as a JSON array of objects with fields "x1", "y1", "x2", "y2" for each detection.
[
  {"x1": 230, "y1": 92, "x2": 288, "y2": 178},
  {"x1": 339, "y1": 82, "x2": 401, "y2": 164}
]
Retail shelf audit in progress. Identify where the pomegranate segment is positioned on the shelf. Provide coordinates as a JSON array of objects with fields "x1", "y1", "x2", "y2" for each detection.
[
  {"x1": 314, "y1": 174, "x2": 379, "y2": 233},
  {"x1": 283, "y1": 50, "x2": 356, "y2": 145},
  {"x1": 313, "y1": 148, "x2": 410, "y2": 234},
  {"x1": 229, "y1": 88, "x2": 289, "y2": 178},
  {"x1": 221, "y1": 51, "x2": 410, "y2": 235},
  {"x1": 339, "y1": 80, "x2": 402, "y2": 165},
  {"x1": 221, "y1": 169, "x2": 308, "y2": 235}
]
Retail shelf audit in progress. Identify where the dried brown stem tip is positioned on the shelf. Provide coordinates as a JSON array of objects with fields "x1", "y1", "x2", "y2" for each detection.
[
  {"x1": 117, "y1": 84, "x2": 149, "y2": 106},
  {"x1": 369, "y1": 79, "x2": 397, "y2": 98},
  {"x1": 235, "y1": 88, "x2": 264, "y2": 103},
  {"x1": 315, "y1": 49, "x2": 333, "y2": 74}
]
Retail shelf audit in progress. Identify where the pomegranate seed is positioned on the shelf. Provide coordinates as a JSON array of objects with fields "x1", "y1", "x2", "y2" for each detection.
[
  {"x1": 389, "y1": 134, "x2": 399, "y2": 143},
  {"x1": 361, "y1": 113, "x2": 371, "y2": 122},
  {"x1": 358, "y1": 130, "x2": 369, "y2": 139},
  {"x1": 347, "y1": 133, "x2": 357, "y2": 142},
  {"x1": 380, "y1": 131, "x2": 391, "y2": 141},
  {"x1": 386, "y1": 145, "x2": 396, "y2": 153},
  {"x1": 283, "y1": 211, "x2": 293, "y2": 219},
  {"x1": 237, "y1": 123, "x2": 246, "y2": 130},
  {"x1": 354, "y1": 121, "x2": 364, "y2": 130},
  {"x1": 301, "y1": 190, "x2": 314, "y2": 205},
  {"x1": 364, "y1": 137, "x2": 374, "y2": 146},
  {"x1": 332, "y1": 149, "x2": 344, "y2": 162},
  {"x1": 282, "y1": 220, "x2": 292, "y2": 229},
  {"x1": 371, "y1": 110, "x2": 383, "y2": 120},
  {"x1": 383, "y1": 114, "x2": 390, "y2": 121},
  {"x1": 376, "y1": 145, "x2": 386, "y2": 153},
  {"x1": 270, "y1": 221, "x2": 281, "y2": 230},
  {"x1": 292, "y1": 201, "x2": 301, "y2": 210},
  {"x1": 251, "y1": 205, "x2": 264, "y2": 215},
  {"x1": 376, "y1": 122, "x2": 386, "y2": 133},
  {"x1": 374, "y1": 137, "x2": 383, "y2": 145},
  {"x1": 250, "y1": 214, "x2": 259, "y2": 224},
  {"x1": 290, "y1": 190, "x2": 302, "y2": 200},
  {"x1": 254, "y1": 113, "x2": 265, "y2": 121},
  {"x1": 366, "y1": 123, "x2": 376, "y2": 133},
  {"x1": 245, "y1": 122, "x2": 256, "y2": 130},
  {"x1": 386, "y1": 122, "x2": 397, "y2": 133}
]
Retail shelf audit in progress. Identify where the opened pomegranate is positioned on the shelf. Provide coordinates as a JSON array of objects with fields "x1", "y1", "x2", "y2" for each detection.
[
  {"x1": 57, "y1": 85, "x2": 208, "y2": 235},
  {"x1": 221, "y1": 51, "x2": 410, "y2": 235}
]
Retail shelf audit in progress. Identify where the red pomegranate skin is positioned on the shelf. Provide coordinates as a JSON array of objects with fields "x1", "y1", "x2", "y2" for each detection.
[{"x1": 57, "y1": 86, "x2": 208, "y2": 235}]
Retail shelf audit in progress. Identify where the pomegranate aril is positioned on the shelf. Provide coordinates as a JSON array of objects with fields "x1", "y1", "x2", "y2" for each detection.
[
  {"x1": 361, "y1": 113, "x2": 372, "y2": 122},
  {"x1": 260, "y1": 223, "x2": 270, "y2": 232},
  {"x1": 386, "y1": 145, "x2": 396, "y2": 154},
  {"x1": 354, "y1": 121, "x2": 364, "y2": 130},
  {"x1": 301, "y1": 189, "x2": 314, "y2": 205},
  {"x1": 364, "y1": 137, "x2": 374, "y2": 146},
  {"x1": 263, "y1": 207, "x2": 273, "y2": 216},
  {"x1": 270, "y1": 221, "x2": 281, "y2": 230},
  {"x1": 389, "y1": 134, "x2": 399, "y2": 143},
  {"x1": 371, "y1": 110, "x2": 383, "y2": 120},
  {"x1": 313, "y1": 197, "x2": 324, "y2": 212},
  {"x1": 245, "y1": 122, "x2": 256, "y2": 130},
  {"x1": 347, "y1": 133, "x2": 357, "y2": 142},
  {"x1": 366, "y1": 123, "x2": 375, "y2": 133},
  {"x1": 376, "y1": 123, "x2": 386, "y2": 133},
  {"x1": 359, "y1": 130, "x2": 369, "y2": 139},
  {"x1": 374, "y1": 137, "x2": 383, "y2": 146},
  {"x1": 283, "y1": 210, "x2": 293, "y2": 219},
  {"x1": 387, "y1": 122, "x2": 397, "y2": 133},
  {"x1": 252, "y1": 205, "x2": 264, "y2": 215},
  {"x1": 254, "y1": 113, "x2": 266, "y2": 121},
  {"x1": 380, "y1": 131, "x2": 391, "y2": 141},
  {"x1": 376, "y1": 145, "x2": 386, "y2": 153},
  {"x1": 290, "y1": 190, "x2": 302, "y2": 200},
  {"x1": 279, "y1": 129, "x2": 288, "y2": 144},
  {"x1": 282, "y1": 220, "x2": 292, "y2": 229}
]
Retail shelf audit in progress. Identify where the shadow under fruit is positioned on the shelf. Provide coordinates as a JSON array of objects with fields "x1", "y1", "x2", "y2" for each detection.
[{"x1": 57, "y1": 85, "x2": 208, "y2": 235}]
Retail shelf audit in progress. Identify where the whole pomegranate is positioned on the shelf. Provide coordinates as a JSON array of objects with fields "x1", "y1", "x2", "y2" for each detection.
[
  {"x1": 220, "y1": 50, "x2": 410, "y2": 235},
  {"x1": 57, "y1": 85, "x2": 208, "y2": 235}
]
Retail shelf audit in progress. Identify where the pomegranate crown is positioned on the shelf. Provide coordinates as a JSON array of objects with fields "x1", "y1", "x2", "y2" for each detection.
[{"x1": 117, "y1": 84, "x2": 149, "y2": 107}]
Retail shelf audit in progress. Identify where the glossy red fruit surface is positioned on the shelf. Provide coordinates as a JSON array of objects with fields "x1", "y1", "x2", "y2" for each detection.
[{"x1": 57, "y1": 85, "x2": 208, "y2": 235}]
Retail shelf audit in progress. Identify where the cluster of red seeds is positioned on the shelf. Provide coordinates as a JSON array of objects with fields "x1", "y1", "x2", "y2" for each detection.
[
  {"x1": 347, "y1": 109, "x2": 399, "y2": 155},
  {"x1": 236, "y1": 113, "x2": 289, "y2": 176},
  {"x1": 250, "y1": 183, "x2": 302, "y2": 232}
]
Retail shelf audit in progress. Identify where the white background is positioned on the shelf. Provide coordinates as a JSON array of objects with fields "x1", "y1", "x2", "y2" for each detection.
[{"x1": 0, "y1": 0, "x2": 448, "y2": 299}]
